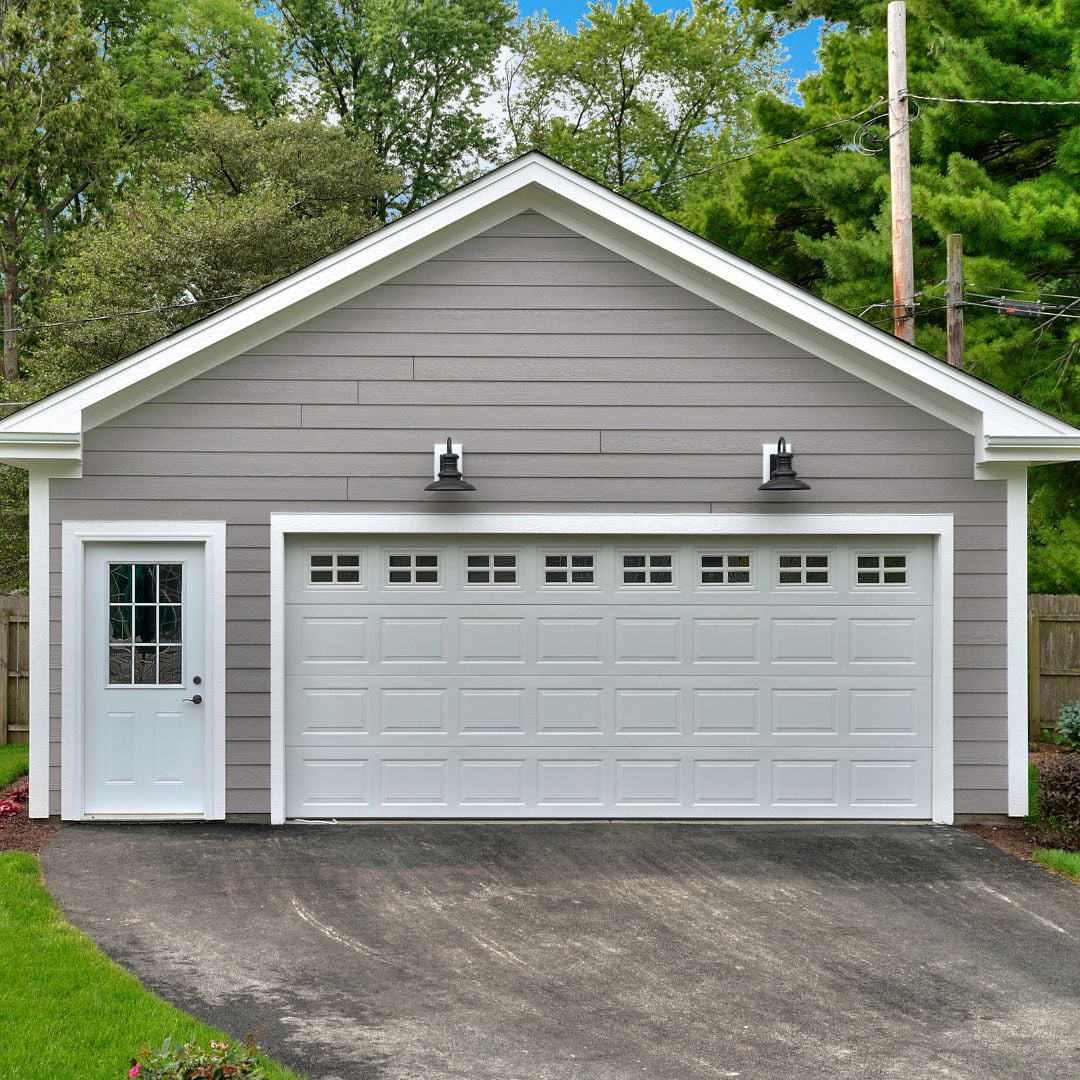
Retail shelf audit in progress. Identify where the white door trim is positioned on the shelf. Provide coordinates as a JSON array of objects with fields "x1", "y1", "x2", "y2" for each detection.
[
  {"x1": 61, "y1": 521, "x2": 227, "y2": 821},
  {"x1": 270, "y1": 512, "x2": 954, "y2": 825}
]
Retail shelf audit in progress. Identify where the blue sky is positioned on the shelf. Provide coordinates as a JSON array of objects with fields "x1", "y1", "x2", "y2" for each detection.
[{"x1": 518, "y1": 4, "x2": 825, "y2": 88}]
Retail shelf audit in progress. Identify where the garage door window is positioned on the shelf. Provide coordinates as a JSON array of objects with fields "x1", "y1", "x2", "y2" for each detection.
[
  {"x1": 777, "y1": 553, "x2": 831, "y2": 586},
  {"x1": 544, "y1": 553, "x2": 597, "y2": 585},
  {"x1": 622, "y1": 553, "x2": 675, "y2": 585},
  {"x1": 699, "y1": 553, "x2": 752, "y2": 586},
  {"x1": 465, "y1": 553, "x2": 518, "y2": 585},
  {"x1": 386, "y1": 552, "x2": 440, "y2": 585},
  {"x1": 308, "y1": 553, "x2": 361, "y2": 586},
  {"x1": 856, "y1": 553, "x2": 908, "y2": 586}
]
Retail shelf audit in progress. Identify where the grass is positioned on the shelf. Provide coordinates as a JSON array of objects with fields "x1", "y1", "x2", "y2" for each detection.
[
  {"x1": 0, "y1": 743, "x2": 28, "y2": 788},
  {"x1": 0, "y1": 853, "x2": 306, "y2": 1079},
  {"x1": 1032, "y1": 849, "x2": 1080, "y2": 882}
]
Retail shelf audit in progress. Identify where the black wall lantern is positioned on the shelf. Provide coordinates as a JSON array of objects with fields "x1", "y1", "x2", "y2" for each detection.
[
  {"x1": 425, "y1": 437, "x2": 475, "y2": 492},
  {"x1": 759, "y1": 436, "x2": 810, "y2": 491}
]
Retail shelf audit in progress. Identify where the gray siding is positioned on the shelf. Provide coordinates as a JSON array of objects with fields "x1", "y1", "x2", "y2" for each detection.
[{"x1": 49, "y1": 212, "x2": 1008, "y2": 816}]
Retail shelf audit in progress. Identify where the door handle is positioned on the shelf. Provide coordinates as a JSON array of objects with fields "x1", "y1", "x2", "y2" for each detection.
[{"x1": 182, "y1": 694, "x2": 203, "y2": 705}]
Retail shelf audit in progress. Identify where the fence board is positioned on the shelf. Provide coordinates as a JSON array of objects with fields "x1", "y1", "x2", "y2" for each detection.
[
  {"x1": 1028, "y1": 595, "x2": 1080, "y2": 739},
  {"x1": 0, "y1": 595, "x2": 29, "y2": 744}
]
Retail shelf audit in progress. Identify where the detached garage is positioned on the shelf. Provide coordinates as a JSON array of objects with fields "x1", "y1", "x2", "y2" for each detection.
[{"x1": 3, "y1": 153, "x2": 1079, "y2": 826}]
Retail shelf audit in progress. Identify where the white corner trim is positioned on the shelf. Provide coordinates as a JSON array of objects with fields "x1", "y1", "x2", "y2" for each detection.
[
  {"x1": 269, "y1": 512, "x2": 955, "y2": 824},
  {"x1": 60, "y1": 521, "x2": 227, "y2": 821},
  {"x1": 1005, "y1": 468, "x2": 1029, "y2": 816},
  {"x1": 27, "y1": 469, "x2": 50, "y2": 819}
]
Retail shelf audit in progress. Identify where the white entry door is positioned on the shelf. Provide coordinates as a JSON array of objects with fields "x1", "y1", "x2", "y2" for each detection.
[{"x1": 83, "y1": 543, "x2": 207, "y2": 816}]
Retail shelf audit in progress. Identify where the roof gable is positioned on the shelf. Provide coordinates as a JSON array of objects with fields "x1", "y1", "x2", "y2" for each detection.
[{"x1": 3, "y1": 152, "x2": 1078, "y2": 470}]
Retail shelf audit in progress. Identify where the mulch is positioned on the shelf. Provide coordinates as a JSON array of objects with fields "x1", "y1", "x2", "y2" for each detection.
[{"x1": 0, "y1": 777, "x2": 57, "y2": 855}]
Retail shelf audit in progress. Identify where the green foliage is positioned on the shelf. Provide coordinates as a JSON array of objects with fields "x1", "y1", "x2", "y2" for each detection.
[
  {"x1": 1032, "y1": 847, "x2": 1080, "y2": 882},
  {"x1": 273, "y1": 0, "x2": 515, "y2": 216},
  {"x1": 0, "y1": 852, "x2": 304, "y2": 1079},
  {"x1": 0, "y1": 0, "x2": 125, "y2": 379},
  {"x1": 1034, "y1": 754, "x2": 1080, "y2": 851},
  {"x1": 0, "y1": 744, "x2": 29, "y2": 789},
  {"x1": 19, "y1": 112, "x2": 392, "y2": 396},
  {"x1": 679, "y1": 0, "x2": 1080, "y2": 589},
  {"x1": 130, "y1": 1036, "x2": 267, "y2": 1079},
  {"x1": 500, "y1": 0, "x2": 785, "y2": 212},
  {"x1": 1055, "y1": 701, "x2": 1080, "y2": 750}
]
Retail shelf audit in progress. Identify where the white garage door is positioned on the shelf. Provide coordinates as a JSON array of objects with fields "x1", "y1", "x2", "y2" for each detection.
[{"x1": 283, "y1": 535, "x2": 934, "y2": 819}]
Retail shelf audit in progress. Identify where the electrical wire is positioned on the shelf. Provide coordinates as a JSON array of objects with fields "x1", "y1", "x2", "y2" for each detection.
[
  {"x1": 866, "y1": 304, "x2": 950, "y2": 327},
  {"x1": 966, "y1": 286, "x2": 1080, "y2": 303},
  {"x1": 904, "y1": 92, "x2": 1080, "y2": 107},
  {"x1": 0, "y1": 292, "x2": 250, "y2": 336},
  {"x1": 625, "y1": 98, "x2": 887, "y2": 196},
  {"x1": 962, "y1": 298, "x2": 1080, "y2": 318}
]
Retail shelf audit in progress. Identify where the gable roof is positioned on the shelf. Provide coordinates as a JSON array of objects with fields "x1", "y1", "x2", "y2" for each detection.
[{"x1": 3, "y1": 151, "x2": 1079, "y2": 471}]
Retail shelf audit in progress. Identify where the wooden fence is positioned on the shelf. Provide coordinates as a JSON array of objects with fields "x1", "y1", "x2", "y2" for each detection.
[
  {"x1": 0, "y1": 594, "x2": 28, "y2": 744},
  {"x1": 1029, "y1": 594, "x2": 1080, "y2": 739}
]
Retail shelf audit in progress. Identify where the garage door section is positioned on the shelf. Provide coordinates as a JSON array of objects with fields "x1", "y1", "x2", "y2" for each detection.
[{"x1": 283, "y1": 535, "x2": 934, "y2": 819}]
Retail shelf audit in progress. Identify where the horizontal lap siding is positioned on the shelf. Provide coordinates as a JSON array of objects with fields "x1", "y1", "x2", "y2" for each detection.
[{"x1": 48, "y1": 212, "x2": 1008, "y2": 816}]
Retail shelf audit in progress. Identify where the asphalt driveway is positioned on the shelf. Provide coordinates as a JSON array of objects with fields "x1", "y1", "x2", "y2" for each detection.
[{"x1": 43, "y1": 823, "x2": 1080, "y2": 1080}]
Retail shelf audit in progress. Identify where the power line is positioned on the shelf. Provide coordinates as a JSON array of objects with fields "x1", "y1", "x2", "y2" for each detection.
[
  {"x1": 904, "y1": 92, "x2": 1080, "y2": 107},
  {"x1": 966, "y1": 285, "x2": 1080, "y2": 303},
  {"x1": 625, "y1": 98, "x2": 886, "y2": 196},
  {"x1": 0, "y1": 292, "x2": 249, "y2": 336}
]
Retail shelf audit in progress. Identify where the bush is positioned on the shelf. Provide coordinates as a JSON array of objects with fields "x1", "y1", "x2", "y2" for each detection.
[
  {"x1": 128, "y1": 1037, "x2": 266, "y2": 1079},
  {"x1": 1034, "y1": 755, "x2": 1080, "y2": 852},
  {"x1": 1056, "y1": 700, "x2": 1080, "y2": 750}
]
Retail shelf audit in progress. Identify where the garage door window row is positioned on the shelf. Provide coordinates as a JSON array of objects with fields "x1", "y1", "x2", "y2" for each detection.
[{"x1": 305, "y1": 549, "x2": 911, "y2": 590}]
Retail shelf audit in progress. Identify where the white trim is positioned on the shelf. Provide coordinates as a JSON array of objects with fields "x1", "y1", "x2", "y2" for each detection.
[
  {"x1": 1005, "y1": 468, "x2": 1029, "y2": 816},
  {"x1": 269, "y1": 512, "x2": 954, "y2": 825},
  {"x1": 60, "y1": 521, "x2": 227, "y2": 821},
  {"x1": 0, "y1": 155, "x2": 1075, "y2": 457},
  {"x1": 27, "y1": 469, "x2": 51, "y2": 819}
]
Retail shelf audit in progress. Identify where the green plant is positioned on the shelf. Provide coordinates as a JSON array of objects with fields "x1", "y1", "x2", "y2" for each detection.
[
  {"x1": 1034, "y1": 756, "x2": 1080, "y2": 852},
  {"x1": 1055, "y1": 701, "x2": 1080, "y2": 750},
  {"x1": 129, "y1": 1036, "x2": 266, "y2": 1079},
  {"x1": 1032, "y1": 849, "x2": 1080, "y2": 883}
]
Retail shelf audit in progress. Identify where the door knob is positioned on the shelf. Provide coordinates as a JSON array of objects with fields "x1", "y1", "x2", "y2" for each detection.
[{"x1": 183, "y1": 694, "x2": 203, "y2": 705}]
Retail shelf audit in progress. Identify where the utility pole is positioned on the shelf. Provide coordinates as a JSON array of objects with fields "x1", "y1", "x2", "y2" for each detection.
[
  {"x1": 946, "y1": 233, "x2": 964, "y2": 368},
  {"x1": 887, "y1": 1, "x2": 915, "y2": 344}
]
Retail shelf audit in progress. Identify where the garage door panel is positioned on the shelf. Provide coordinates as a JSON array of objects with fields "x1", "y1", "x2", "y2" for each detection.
[
  {"x1": 284, "y1": 745, "x2": 933, "y2": 818},
  {"x1": 284, "y1": 536, "x2": 935, "y2": 817}
]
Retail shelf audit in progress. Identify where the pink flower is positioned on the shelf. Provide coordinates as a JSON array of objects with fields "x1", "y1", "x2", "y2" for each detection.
[{"x1": 129, "y1": 1066, "x2": 140, "y2": 1078}]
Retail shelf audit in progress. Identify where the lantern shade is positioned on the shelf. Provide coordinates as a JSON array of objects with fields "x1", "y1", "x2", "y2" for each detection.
[
  {"x1": 425, "y1": 437, "x2": 475, "y2": 492},
  {"x1": 758, "y1": 437, "x2": 810, "y2": 491}
]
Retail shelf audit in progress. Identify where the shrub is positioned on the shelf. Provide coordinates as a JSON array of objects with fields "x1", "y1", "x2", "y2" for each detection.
[
  {"x1": 128, "y1": 1036, "x2": 266, "y2": 1079},
  {"x1": 1034, "y1": 755, "x2": 1080, "y2": 852},
  {"x1": 1055, "y1": 700, "x2": 1080, "y2": 750}
]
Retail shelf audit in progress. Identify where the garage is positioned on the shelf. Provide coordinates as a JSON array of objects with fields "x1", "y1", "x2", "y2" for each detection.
[{"x1": 283, "y1": 532, "x2": 935, "y2": 819}]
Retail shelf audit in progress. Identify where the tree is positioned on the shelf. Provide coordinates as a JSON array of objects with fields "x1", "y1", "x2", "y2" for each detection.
[
  {"x1": 20, "y1": 112, "x2": 393, "y2": 395},
  {"x1": 86, "y1": 0, "x2": 289, "y2": 157},
  {"x1": 499, "y1": 0, "x2": 786, "y2": 212},
  {"x1": 273, "y1": 0, "x2": 516, "y2": 218},
  {"x1": 680, "y1": 0, "x2": 1080, "y2": 589},
  {"x1": 0, "y1": 0, "x2": 124, "y2": 381}
]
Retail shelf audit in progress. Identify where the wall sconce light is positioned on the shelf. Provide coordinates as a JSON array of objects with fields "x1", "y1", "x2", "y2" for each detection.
[
  {"x1": 425, "y1": 437, "x2": 475, "y2": 492},
  {"x1": 759, "y1": 436, "x2": 810, "y2": 491}
]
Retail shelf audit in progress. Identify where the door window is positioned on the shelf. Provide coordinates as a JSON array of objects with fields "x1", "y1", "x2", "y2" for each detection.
[{"x1": 108, "y1": 562, "x2": 183, "y2": 685}]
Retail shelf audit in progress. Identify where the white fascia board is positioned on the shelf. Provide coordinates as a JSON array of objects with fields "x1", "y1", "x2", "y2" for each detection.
[{"x1": 1, "y1": 153, "x2": 1075, "y2": 452}]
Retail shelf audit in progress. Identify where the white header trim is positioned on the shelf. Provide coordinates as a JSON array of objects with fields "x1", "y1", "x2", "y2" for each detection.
[{"x1": 269, "y1": 511, "x2": 954, "y2": 824}]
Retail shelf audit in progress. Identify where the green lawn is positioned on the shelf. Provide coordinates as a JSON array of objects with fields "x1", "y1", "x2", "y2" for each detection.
[
  {"x1": 1032, "y1": 849, "x2": 1080, "y2": 883},
  {"x1": 0, "y1": 853, "x2": 306, "y2": 1079},
  {"x1": 0, "y1": 743, "x2": 28, "y2": 788}
]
